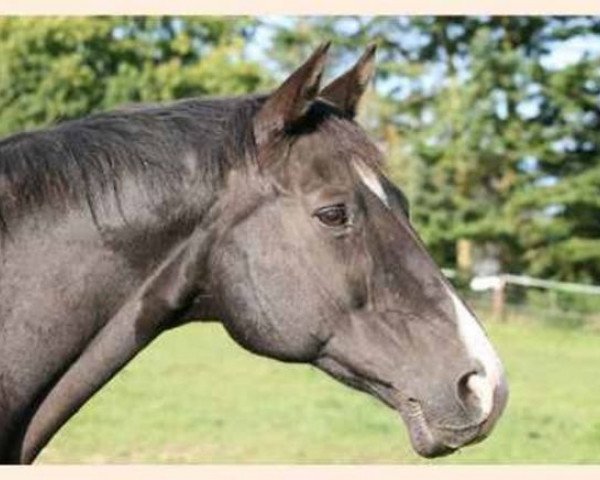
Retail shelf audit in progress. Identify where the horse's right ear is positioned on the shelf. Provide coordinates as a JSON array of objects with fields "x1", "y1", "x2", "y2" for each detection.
[
  {"x1": 319, "y1": 43, "x2": 376, "y2": 119},
  {"x1": 253, "y1": 42, "x2": 330, "y2": 152}
]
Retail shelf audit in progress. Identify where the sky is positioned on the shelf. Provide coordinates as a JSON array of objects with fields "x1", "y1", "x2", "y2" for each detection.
[{"x1": 543, "y1": 32, "x2": 600, "y2": 69}]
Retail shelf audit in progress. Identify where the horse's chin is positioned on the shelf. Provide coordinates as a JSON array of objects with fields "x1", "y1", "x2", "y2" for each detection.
[{"x1": 396, "y1": 399, "x2": 458, "y2": 458}]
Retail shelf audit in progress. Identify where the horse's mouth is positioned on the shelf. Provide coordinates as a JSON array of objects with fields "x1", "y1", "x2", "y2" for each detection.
[
  {"x1": 368, "y1": 383, "x2": 504, "y2": 459},
  {"x1": 397, "y1": 398, "x2": 482, "y2": 458},
  {"x1": 314, "y1": 355, "x2": 507, "y2": 459},
  {"x1": 393, "y1": 378, "x2": 508, "y2": 458}
]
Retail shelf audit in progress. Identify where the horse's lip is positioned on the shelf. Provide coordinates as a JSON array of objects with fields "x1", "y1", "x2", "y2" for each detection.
[
  {"x1": 394, "y1": 382, "x2": 508, "y2": 456},
  {"x1": 396, "y1": 398, "x2": 458, "y2": 458},
  {"x1": 364, "y1": 385, "x2": 461, "y2": 457},
  {"x1": 390, "y1": 393, "x2": 495, "y2": 457}
]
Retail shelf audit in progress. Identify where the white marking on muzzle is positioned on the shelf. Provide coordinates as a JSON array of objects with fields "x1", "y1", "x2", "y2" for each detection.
[
  {"x1": 352, "y1": 159, "x2": 389, "y2": 208},
  {"x1": 447, "y1": 287, "x2": 503, "y2": 419}
]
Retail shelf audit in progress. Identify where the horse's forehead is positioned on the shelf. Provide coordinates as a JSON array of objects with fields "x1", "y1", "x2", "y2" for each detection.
[
  {"x1": 284, "y1": 122, "x2": 389, "y2": 205},
  {"x1": 297, "y1": 142, "x2": 389, "y2": 203},
  {"x1": 289, "y1": 137, "x2": 355, "y2": 188},
  {"x1": 291, "y1": 128, "x2": 368, "y2": 170}
]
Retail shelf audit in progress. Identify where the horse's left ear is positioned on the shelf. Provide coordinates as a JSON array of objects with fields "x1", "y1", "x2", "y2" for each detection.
[
  {"x1": 319, "y1": 44, "x2": 377, "y2": 119},
  {"x1": 254, "y1": 42, "x2": 330, "y2": 151}
]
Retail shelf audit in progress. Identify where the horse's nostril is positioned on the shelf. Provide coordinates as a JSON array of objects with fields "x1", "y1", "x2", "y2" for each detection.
[
  {"x1": 457, "y1": 370, "x2": 476, "y2": 407},
  {"x1": 457, "y1": 370, "x2": 494, "y2": 420}
]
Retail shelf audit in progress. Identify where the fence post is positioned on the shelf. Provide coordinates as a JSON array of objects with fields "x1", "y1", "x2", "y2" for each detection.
[
  {"x1": 457, "y1": 239, "x2": 472, "y2": 275},
  {"x1": 492, "y1": 277, "x2": 507, "y2": 321}
]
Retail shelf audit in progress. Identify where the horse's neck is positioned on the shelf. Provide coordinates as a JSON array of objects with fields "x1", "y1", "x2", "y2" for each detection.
[{"x1": 0, "y1": 149, "x2": 222, "y2": 462}]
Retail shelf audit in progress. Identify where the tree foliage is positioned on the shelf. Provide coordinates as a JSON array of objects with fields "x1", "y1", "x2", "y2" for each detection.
[{"x1": 0, "y1": 17, "x2": 269, "y2": 137}]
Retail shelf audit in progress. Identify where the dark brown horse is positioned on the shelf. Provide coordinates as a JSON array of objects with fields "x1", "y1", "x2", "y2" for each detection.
[{"x1": 0, "y1": 43, "x2": 508, "y2": 464}]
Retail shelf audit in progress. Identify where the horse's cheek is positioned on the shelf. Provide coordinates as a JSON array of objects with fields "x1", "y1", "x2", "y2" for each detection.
[{"x1": 208, "y1": 236, "x2": 322, "y2": 362}]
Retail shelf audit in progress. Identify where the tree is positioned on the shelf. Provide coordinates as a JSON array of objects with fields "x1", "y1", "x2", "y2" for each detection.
[
  {"x1": 0, "y1": 17, "x2": 269, "y2": 137},
  {"x1": 507, "y1": 49, "x2": 600, "y2": 282}
]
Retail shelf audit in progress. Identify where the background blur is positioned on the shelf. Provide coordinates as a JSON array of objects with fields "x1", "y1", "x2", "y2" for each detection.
[{"x1": 1, "y1": 16, "x2": 599, "y2": 463}]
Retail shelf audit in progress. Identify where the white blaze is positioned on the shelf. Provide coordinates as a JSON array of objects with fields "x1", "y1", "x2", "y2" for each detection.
[
  {"x1": 352, "y1": 160, "x2": 389, "y2": 208},
  {"x1": 447, "y1": 287, "x2": 504, "y2": 419},
  {"x1": 351, "y1": 158, "x2": 503, "y2": 418}
]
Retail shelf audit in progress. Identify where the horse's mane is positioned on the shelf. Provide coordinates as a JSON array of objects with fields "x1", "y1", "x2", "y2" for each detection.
[
  {"x1": 0, "y1": 94, "x2": 267, "y2": 235},
  {"x1": 0, "y1": 93, "x2": 382, "y2": 239}
]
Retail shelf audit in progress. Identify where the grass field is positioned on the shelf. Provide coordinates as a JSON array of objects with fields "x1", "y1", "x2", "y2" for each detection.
[{"x1": 38, "y1": 317, "x2": 600, "y2": 464}]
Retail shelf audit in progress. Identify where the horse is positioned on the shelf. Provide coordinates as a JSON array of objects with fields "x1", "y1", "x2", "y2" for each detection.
[{"x1": 0, "y1": 42, "x2": 508, "y2": 464}]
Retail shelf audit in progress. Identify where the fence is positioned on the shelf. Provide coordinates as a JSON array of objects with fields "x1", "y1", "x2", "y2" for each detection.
[{"x1": 445, "y1": 270, "x2": 600, "y2": 331}]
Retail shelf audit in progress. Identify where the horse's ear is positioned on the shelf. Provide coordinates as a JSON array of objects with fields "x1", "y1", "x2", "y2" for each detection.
[
  {"x1": 319, "y1": 43, "x2": 377, "y2": 119},
  {"x1": 254, "y1": 42, "x2": 330, "y2": 149}
]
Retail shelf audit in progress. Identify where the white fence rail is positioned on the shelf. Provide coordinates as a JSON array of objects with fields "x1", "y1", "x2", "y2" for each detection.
[
  {"x1": 470, "y1": 274, "x2": 600, "y2": 296},
  {"x1": 443, "y1": 269, "x2": 600, "y2": 325}
]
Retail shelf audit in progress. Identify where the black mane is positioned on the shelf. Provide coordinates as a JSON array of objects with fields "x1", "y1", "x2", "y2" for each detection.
[
  {"x1": 0, "y1": 93, "x2": 381, "y2": 240},
  {"x1": 0, "y1": 94, "x2": 267, "y2": 236}
]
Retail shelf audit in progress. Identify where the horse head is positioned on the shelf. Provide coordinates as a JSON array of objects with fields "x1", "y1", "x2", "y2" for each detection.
[{"x1": 207, "y1": 43, "x2": 508, "y2": 457}]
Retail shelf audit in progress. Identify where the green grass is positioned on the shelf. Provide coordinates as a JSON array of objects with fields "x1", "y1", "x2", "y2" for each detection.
[{"x1": 38, "y1": 319, "x2": 600, "y2": 464}]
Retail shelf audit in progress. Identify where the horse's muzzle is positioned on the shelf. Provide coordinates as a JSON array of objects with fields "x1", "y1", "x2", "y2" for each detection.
[{"x1": 399, "y1": 374, "x2": 509, "y2": 458}]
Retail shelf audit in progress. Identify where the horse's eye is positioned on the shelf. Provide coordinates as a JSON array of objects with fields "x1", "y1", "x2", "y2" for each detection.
[{"x1": 314, "y1": 204, "x2": 349, "y2": 227}]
